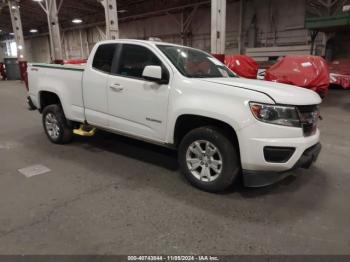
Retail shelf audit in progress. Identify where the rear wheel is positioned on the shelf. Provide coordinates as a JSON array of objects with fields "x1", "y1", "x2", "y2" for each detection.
[
  {"x1": 42, "y1": 104, "x2": 73, "y2": 144},
  {"x1": 178, "y1": 126, "x2": 240, "y2": 192}
]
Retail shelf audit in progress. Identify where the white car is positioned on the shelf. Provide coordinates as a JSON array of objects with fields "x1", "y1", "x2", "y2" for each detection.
[{"x1": 27, "y1": 40, "x2": 322, "y2": 192}]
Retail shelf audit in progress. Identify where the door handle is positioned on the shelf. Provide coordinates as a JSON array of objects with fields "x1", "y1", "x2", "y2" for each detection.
[{"x1": 110, "y1": 84, "x2": 124, "y2": 92}]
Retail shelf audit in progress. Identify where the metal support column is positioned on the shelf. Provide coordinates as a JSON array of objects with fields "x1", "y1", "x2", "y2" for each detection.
[
  {"x1": 237, "y1": 0, "x2": 244, "y2": 54},
  {"x1": 310, "y1": 30, "x2": 319, "y2": 55},
  {"x1": 98, "y1": 0, "x2": 119, "y2": 40},
  {"x1": 211, "y1": 0, "x2": 226, "y2": 54},
  {"x1": 47, "y1": 0, "x2": 63, "y2": 61},
  {"x1": 8, "y1": 0, "x2": 25, "y2": 60},
  {"x1": 79, "y1": 29, "x2": 84, "y2": 58},
  {"x1": 36, "y1": 0, "x2": 63, "y2": 62}
]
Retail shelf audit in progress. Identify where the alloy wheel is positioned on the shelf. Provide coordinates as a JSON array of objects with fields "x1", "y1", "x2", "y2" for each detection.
[
  {"x1": 185, "y1": 140, "x2": 223, "y2": 182},
  {"x1": 45, "y1": 113, "x2": 60, "y2": 140}
]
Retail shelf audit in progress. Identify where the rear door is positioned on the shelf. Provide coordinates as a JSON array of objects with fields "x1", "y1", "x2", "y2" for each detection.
[
  {"x1": 107, "y1": 43, "x2": 171, "y2": 142},
  {"x1": 82, "y1": 43, "x2": 120, "y2": 127}
]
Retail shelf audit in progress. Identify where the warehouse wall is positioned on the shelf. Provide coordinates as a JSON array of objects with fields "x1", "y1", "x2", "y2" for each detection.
[
  {"x1": 246, "y1": 0, "x2": 308, "y2": 47},
  {"x1": 25, "y1": 36, "x2": 51, "y2": 63},
  {"x1": 190, "y1": 0, "x2": 310, "y2": 53},
  {"x1": 0, "y1": 44, "x2": 4, "y2": 62},
  {"x1": 24, "y1": 0, "x2": 315, "y2": 62}
]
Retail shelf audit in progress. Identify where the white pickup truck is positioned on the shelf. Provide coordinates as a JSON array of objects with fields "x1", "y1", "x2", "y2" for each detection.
[{"x1": 27, "y1": 39, "x2": 322, "y2": 192}]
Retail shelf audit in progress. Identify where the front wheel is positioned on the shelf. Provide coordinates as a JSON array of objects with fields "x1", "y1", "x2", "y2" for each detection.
[
  {"x1": 42, "y1": 104, "x2": 73, "y2": 144},
  {"x1": 178, "y1": 126, "x2": 240, "y2": 192}
]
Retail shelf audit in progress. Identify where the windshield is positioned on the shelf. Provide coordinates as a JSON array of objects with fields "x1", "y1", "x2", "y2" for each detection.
[{"x1": 157, "y1": 45, "x2": 236, "y2": 78}]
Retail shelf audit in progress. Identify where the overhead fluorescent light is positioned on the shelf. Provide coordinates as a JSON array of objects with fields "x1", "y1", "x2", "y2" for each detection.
[
  {"x1": 343, "y1": 5, "x2": 350, "y2": 11},
  {"x1": 72, "y1": 18, "x2": 83, "y2": 24},
  {"x1": 9, "y1": 32, "x2": 15, "y2": 35},
  {"x1": 33, "y1": 0, "x2": 43, "y2": 2},
  {"x1": 118, "y1": 9, "x2": 127, "y2": 13},
  {"x1": 30, "y1": 29, "x2": 38, "y2": 33}
]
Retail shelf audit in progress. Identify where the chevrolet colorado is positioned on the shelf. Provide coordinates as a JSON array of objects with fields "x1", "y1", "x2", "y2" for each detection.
[{"x1": 27, "y1": 40, "x2": 322, "y2": 192}]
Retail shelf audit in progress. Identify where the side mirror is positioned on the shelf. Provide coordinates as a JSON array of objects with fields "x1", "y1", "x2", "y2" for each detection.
[{"x1": 142, "y1": 65, "x2": 167, "y2": 84}]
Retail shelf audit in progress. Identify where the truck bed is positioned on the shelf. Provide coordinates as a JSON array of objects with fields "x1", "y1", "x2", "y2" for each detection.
[
  {"x1": 30, "y1": 63, "x2": 85, "y2": 72},
  {"x1": 28, "y1": 62, "x2": 86, "y2": 123}
]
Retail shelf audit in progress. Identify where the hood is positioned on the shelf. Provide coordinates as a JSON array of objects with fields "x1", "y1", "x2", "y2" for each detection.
[{"x1": 200, "y1": 77, "x2": 322, "y2": 105}]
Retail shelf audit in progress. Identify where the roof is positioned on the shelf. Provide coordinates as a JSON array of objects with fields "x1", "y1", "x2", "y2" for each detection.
[
  {"x1": 97, "y1": 39, "x2": 208, "y2": 51},
  {"x1": 98, "y1": 39, "x2": 168, "y2": 46},
  {"x1": 0, "y1": 0, "x2": 216, "y2": 39}
]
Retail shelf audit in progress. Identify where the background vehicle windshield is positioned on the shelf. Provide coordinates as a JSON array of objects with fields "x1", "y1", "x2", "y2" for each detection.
[{"x1": 157, "y1": 45, "x2": 236, "y2": 78}]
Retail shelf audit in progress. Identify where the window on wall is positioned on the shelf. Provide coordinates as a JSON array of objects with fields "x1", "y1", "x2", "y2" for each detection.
[
  {"x1": 92, "y1": 44, "x2": 117, "y2": 73},
  {"x1": 3, "y1": 41, "x2": 17, "y2": 57},
  {"x1": 10, "y1": 42, "x2": 17, "y2": 57},
  {"x1": 115, "y1": 44, "x2": 163, "y2": 79}
]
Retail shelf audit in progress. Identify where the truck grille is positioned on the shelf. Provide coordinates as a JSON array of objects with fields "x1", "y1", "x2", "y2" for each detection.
[{"x1": 297, "y1": 105, "x2": 319, "y2": 136}]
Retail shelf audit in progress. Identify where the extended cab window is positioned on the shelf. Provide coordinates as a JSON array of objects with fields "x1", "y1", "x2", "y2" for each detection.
[
  {"x1": 116, "y1": 44, "x2": 164, "y2": 79},
  {"x1": 92, "y1": 44, "x2": 117, "y2": 73}
]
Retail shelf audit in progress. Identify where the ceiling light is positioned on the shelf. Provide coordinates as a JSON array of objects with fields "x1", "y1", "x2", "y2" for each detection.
[
  {"x1": 33, "y1": 0, "x2": 43, "y2": 2},
  {"x1": 72, "y1": 18, "x2": 82, "y2": 24},
  {"x1": 118, "y1": 9, "x2": 127, "y2": 13},
  {"x1": 9, "y1": 32, "x2": 15, "y2": 35},
  {"x1": 30, "y1": 29, "x2": 38, "y2": 33},
  {"x1": 11, "y1": 5, "x2": 16, "y2": 9}
]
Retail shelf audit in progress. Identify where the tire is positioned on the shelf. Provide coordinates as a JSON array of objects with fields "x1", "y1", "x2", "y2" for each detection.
[
  {"x1": 178, "y1": 126, "x2": 240, "y2": 193},
  {"x1": 42, "y1": 104, "x2": 73, "y2": 144}
]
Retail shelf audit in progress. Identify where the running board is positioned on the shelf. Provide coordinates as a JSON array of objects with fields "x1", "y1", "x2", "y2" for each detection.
[{"x1": 73, "y1": 124, "x2": 96, "y2": 137}]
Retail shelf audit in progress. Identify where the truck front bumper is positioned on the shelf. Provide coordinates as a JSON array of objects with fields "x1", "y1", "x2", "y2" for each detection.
[{"x1": 243, "y1": 143, "x2": 321, "y2": 187}]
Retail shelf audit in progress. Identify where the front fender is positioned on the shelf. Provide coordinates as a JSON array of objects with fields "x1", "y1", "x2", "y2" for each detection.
[{"x1": 165, "y1": 78, "x2": 274, "y2": 144}]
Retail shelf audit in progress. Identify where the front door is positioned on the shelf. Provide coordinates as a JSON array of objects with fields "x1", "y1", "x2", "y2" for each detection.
[{"x1": 107, "y1": 43, "x2": 171, "y2": 142}]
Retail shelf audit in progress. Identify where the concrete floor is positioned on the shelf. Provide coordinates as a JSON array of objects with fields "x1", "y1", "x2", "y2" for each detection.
[{"x1": 0, "y1": 80, "x2": 349, "y2": 255}]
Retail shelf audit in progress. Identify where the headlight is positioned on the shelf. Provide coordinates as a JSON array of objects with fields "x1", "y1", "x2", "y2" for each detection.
[{"x1": 249, "y1": 102, "x2": 301, "y2": 127}]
